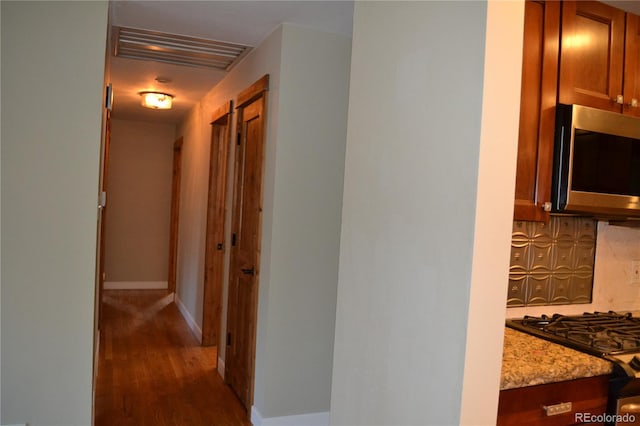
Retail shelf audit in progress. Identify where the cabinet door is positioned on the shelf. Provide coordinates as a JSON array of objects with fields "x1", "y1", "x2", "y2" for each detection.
[
  {"x1": 624, "y1": 13, "x2": 640, "y2": 117},
  {"x1": 513, "y1": 0, "x2": 560, "y2": 222},
  {"x1": 559, "y1": 1, "x2": 625, "y2": 112},
  {"x1": 497, "y1": 375, "x2": 609, "y2": 426}
]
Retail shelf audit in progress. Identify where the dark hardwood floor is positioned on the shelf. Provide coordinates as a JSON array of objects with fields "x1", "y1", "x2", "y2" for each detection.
[{"x1": 94, "y1": 290, "x2": 251, "y2": 426}]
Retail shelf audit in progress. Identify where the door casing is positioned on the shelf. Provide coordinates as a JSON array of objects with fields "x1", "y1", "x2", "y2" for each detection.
[
  {"x1": 202, "y1": 101, "x2": 233, "y2": 347},
  {"x1": 225, "y1": 75, "x2": 269, "y2": 410}
]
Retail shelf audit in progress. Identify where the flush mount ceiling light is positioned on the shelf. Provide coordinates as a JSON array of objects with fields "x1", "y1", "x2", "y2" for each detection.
[{"x1": 140, "y1": 91, "x2": 173, "y2": 109}]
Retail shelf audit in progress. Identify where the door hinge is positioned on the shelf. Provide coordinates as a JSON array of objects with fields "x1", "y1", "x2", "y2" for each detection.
[
  {"x1": 227, "y1": 332, "x2": 232, "y2": 346},
  {"x1": 231, "y1": 233, "x2": 237, "y2": 246}
]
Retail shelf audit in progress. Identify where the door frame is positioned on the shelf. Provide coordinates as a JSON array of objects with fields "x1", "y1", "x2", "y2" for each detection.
[
  {"x1": 225, "y1": 74, "x2": 269, "y2": 409},
  {"x1": 97, "y1": 109, "x2": 111, "y2": 329},
  {"x1": 202, "y1": 101, "x2": 233, "y2": 346},
  {"x1": 167, "y1": 137, "x2": 184, "y2": 294}
]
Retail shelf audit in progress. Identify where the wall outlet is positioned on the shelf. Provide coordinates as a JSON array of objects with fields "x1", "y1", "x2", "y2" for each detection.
[{"x1": 632, "y1": 260, "x2": 640, "y2": 284}]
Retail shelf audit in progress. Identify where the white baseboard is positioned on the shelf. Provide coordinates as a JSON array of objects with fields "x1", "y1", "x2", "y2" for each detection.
[
  {"x1": 174, "y1": 294, "x2": 202, "y2": 344},
  {"x1": 104, "y1": 281, "x2": 168, "y2": 290},
  {"x1": 250, "y1": 407, "x2": 329, "y2": 426},
  {"x1": 217, "y1": 356, "x2": 225, "y2": 379}
]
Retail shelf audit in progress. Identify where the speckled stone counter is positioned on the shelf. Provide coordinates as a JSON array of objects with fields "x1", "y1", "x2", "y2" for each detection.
[{"x1": 501, "y1": 327, "x2": 614, "y2": 390}]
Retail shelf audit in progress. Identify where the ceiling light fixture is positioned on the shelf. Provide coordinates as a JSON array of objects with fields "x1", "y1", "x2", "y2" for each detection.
[{"x1": 140, "y1": 91, "x2": 173, "y2": 109}]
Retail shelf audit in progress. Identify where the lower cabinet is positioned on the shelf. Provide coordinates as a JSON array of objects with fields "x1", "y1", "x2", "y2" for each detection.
[{"x1": 497, "y1": 375, "x2": 610, "y2": 425}]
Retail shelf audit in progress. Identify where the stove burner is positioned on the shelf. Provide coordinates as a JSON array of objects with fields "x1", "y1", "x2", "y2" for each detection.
[{"x1": 509, "y1": 311, "x2": 640, "y2": 356}]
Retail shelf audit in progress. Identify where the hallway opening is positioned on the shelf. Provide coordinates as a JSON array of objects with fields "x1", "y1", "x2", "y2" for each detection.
[{"x1": 94, "y1": 290, "x2": 249, "y2": 425}]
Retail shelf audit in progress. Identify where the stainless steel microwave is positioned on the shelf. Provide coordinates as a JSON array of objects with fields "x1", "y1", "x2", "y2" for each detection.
[{"x1": 552, "y1": 104, "x2": 640, "y2": 218}]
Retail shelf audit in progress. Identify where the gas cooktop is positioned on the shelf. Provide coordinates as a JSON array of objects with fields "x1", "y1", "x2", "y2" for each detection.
[{"x1": 506, "y1": 311, "x2": 640, "y2": 357}]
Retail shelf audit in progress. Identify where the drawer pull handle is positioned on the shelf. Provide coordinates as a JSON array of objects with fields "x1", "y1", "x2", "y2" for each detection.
[
  {"x1": 620, "y1": 403, "x2": 640, "y2": 413},
  {"x1": 543, "y1": 402, "x2": 572, "y2": 416}
]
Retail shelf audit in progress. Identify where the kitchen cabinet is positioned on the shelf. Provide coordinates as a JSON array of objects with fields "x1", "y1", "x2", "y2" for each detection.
[
  {"x1": 559, "y1": 1, "x2": 640, "y2": 117},
  {"x1": 625, "y1": 13, "x2": 640, "y2": 118},
  {"x1": 513, "y1": 0, "x2": 640, "y2": 222},
  {"x1": 497, "y1": 375, "x2": 610, "y2": 426},
  {"x1": 513, "y1": 0, "x2": 560, "y2": 222}
]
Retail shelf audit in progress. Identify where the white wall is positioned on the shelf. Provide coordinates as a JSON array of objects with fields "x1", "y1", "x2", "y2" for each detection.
[
  {"x1": 104, "y1": 119, "x2": 175, "y2": 286},
  {"x1": 176, "y1": 23, "x2": 351, "y2": 420},
  {"x1": 175, "y1": 24, "x2": 283, "y2": 347},
  {"x1": 255, "y1": 24, "x2": 350, "y2": 419},
  {"x1": 330, "y1": 2, "x2": 521, "y2": 424},
  {"x1": 459, "y1": 2, "x2": 524, "y2": 424},
  {"x1": 1, "y1": 2, "x2": 108, "y2": 425}
]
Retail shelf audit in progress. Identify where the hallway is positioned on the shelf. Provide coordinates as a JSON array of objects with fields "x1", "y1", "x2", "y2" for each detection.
[{"x1": 94, "y1": 290, "x2": 251, "y2": 426}]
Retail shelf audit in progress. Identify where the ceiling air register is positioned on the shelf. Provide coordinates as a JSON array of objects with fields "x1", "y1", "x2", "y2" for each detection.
[{"x1": 113, "y1": 26, "x2": 252, "y2": 71}]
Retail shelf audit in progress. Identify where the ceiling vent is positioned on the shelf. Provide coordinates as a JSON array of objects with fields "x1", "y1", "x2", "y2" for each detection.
[{"x1": 113, "y1": 26, "x2": 252, "y2": 71}]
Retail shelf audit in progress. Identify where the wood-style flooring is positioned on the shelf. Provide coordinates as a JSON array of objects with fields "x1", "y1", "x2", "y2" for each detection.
[{"x1": 94, "y1": 290, "x2": 251, "y2": 426}]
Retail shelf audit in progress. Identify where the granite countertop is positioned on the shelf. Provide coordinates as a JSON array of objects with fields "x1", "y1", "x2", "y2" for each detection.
[{"x1": 500, "y1": 327, "x2": 614, "y2": 390}]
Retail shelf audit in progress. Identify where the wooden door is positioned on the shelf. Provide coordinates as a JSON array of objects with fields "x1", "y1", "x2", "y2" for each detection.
[
  {"x1": 98, "y1": 110, "x2": 111, "y2": 327},
  {"x1": 202, "y1": 101, "x2": 232, "y2": 347},
  {"x1": 559, "y1": 1, "x2": 625, "y2": 112},
  {"x1": 225, "y1": 75, "x2": 269, "y2": 410},
  {"x1": 513, "y1": 0, "x2": 560, "y2": 222},
  {"x1": 624, "y1": 13, "x2": 640, "y2": 117},
  {"x1": 167, "y1": 137, "x2": 183, "y2": 294}
]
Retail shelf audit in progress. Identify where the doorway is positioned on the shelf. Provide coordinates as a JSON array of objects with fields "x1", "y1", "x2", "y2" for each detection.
[
  {"x1": 96, "y1": 68, "x2": 269, "y2": 420},
  {"x1": 202, "y1": 101, "x2": 233, "y2": 346},
  {"x1": 168, "y1": 137, "x2": 183, "y2": 294},
  {"x1": 224, "y1": 75, "x2": 269, "y2": 410}
]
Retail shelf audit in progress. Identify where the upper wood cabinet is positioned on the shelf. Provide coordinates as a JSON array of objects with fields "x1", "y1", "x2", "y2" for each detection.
[
  {"x1": 513, "y1": 0, "x2": 560, "y2": 222},
  {"x1": 624, "y1": 13, "x2": 640, "y2": 117},
  {"x1": 559, "y1": 1, "x2": 639, "y2": 116},
  {"x1": 514, "y1": 0, "x2": 640, "y2": 222}
]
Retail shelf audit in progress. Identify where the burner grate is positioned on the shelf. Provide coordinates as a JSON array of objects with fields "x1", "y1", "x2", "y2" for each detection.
[{"x1": 510, "y1": 311, "x2": 640, "y2": 356}]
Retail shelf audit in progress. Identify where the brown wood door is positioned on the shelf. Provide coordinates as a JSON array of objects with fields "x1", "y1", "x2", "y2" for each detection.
[
  {"x1": 98, "y1": 111, "x2": 111, "y2": 328},
  {"x1": 202, "y1": 101, "x2": 232, "y2": 347},
  {"x1": 559, "y1": 0, "x2": 625, "y2": 112},
  {"x1": 167, "y1": 137, "x2": 183, "y2": 294},
  {"x1": 624, "y1": 12, "x2": 640, "y2": 117},
  {"x1": 225, "y1": 75, "x2": 268, "y2": 410},
  {"x1": 513, "y1": 0, "x2": 560, "y2": 222}
]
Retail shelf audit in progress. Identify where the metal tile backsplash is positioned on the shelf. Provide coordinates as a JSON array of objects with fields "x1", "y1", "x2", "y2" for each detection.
[{"x1": 507, "y1": 216, "x2": 596, "y2": 307}]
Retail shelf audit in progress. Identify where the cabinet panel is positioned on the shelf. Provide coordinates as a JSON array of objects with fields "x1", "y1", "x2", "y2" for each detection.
[
  {"x1": 559, "y1": 1, "x2": 625, "y2": 112},
  {"x1": 497, "y1": 375, "x2": 609, "y2": 426},
  {"x1": 513, "y1": 0, "x2": 559, "y2": 222},
  {"x1": 624, "y1": 13, "x2": 640, "y2": 117}
]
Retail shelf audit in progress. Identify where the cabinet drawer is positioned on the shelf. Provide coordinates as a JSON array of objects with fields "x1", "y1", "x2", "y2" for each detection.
[{"x1": 497, "y1": 375, "x2": 609, "y2": 425}]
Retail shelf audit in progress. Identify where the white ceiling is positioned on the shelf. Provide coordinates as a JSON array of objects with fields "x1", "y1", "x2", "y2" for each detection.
[
  {"x1": 108, "y1": 0, "x2": 640, "y2": 124},
  {"x1": 108, "y1": 0, "x2": 354, "y2": 124}
]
